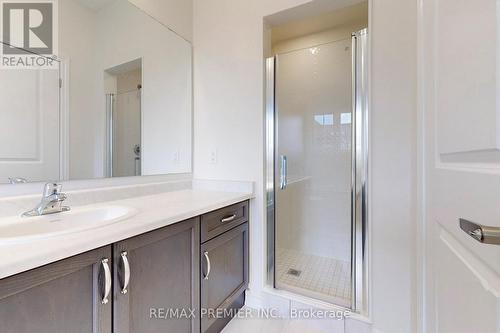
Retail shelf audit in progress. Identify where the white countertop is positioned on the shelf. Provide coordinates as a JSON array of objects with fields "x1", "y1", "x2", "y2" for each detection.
[{"x1": 0, "y1": 188, "x2": 253, "y2": 279}]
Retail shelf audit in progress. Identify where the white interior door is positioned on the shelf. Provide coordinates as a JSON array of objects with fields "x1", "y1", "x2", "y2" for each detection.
[
  {"x1": 423, "y1": 0, "x2": 500, "y2": 332},
  {"x1": 0, "y1": 68, "x2": 60, "y2": 184}
]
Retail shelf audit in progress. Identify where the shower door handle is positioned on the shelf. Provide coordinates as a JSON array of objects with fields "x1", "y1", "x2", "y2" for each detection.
[{"x1": 280, "y1": 155, "x2": 287, "y2": 190}]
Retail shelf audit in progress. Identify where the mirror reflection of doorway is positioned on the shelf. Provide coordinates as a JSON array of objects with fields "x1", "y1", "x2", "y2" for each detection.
[{"x1": 105, "y1": 59, "x2": 142, "y2": 178}]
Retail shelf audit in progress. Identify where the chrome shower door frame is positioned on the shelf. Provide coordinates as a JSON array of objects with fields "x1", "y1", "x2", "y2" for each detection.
[
  {"x1": 105, "y1": 93, "x2": 115, "y2": 178},
  {"x1": 351, "y1": 28, "x2": 369, "y2": 314},
  {"x1": 265, "y1": 57, "x2": 276, "y2": 287},
  {"x1": 265, "y1": 29, "x2": 369, "y2": 314}
]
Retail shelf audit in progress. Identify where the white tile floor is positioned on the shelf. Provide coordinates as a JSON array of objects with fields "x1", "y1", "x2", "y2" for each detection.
[
  {"x1": 221, "y1": 308, "x2": 345, "y2": 333},
  {"x1": 275, "y1": 248, "x2": 351, "y2": 306}
]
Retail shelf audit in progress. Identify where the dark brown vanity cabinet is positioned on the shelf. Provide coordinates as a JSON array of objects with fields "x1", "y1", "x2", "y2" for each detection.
[
  {"x1": 113, "y1": 217, "x2": 200, "y2": 333},
  {"x1": 0, "y1": 201, "x2": 249, "y2": 333},
  {"x1": 200, "y1": 202, "x2": 249, "y2": 333},
  {"x1": 0, "y1": 246, "x2": 112, "y2": 333}
]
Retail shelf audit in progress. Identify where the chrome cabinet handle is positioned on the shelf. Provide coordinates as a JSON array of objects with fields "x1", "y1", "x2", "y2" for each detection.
[
  {"x1": 460, "y1": 219, "x2": 500, "y2": 245},
  {"x1": 120, "y1": 251, "x2": 131, "y2": 294},
  {"x1": 280, "y1": 155, "x2": 287, "y2": 190},
  {"x1": 203, "y1": 251, "x2": 211, "y2": 280},
  {"x1": 101, "y1": 258, "x2": 112, "y2": 305},
  {"x1": 221, "y1": 214, "x2": 236, "y2": 223}
]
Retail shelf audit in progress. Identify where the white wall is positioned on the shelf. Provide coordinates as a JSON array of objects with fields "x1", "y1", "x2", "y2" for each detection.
[
  {"x1": 193, "y1": 0, "x2": 309, "y2": 316},
  {"x1": 193, "y1": 0, "x2": 417, "y2": 332},
  {"x1": 370, "y1": 0, "x2": 417, "y2": 332},
  {"x1": 59, "y1": 0, "x2": 101, "y2": 179},
  {"x1": 129, "y1": 0, "x2": 193, "y2": 42}
]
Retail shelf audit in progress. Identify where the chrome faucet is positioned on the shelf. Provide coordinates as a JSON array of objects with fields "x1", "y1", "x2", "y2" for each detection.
[
  {"x1": 8, "y1": 177, "x2": 28, "y2": 184},
  {"x1": 22, "y1": 183, "x2": 71, "y2": 217}
]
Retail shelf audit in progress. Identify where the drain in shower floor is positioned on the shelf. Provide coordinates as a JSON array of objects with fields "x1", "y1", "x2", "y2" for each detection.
[{"x1": 287, "y1": 268, "x2": 302, "y2": 277}]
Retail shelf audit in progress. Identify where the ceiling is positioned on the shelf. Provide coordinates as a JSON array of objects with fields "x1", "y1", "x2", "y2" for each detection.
[
  {"x1": 105, "y1": 58, "x2": 142, "y2": 75},
  {"x1": 269, "y1": 1, "x2": 368, "y2": 45}
]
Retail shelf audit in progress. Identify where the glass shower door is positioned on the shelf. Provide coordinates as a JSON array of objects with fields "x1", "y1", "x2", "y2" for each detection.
[
  {"x1": 270, "y1": 28, "x2": 370, "y2": 310},
  {"x1": 274, "y1": 38, "x2": 353, "y2": 307},
  {"x1": 268, "y1": 29, "x2": 368, "y2": 311}
]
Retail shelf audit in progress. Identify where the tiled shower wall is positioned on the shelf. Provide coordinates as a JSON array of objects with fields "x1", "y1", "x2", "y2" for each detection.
[{"x1": 275, "y1": 38, "x2": 353, "y2": 263}]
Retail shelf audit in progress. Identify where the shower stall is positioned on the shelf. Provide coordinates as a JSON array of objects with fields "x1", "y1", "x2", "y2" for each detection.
[
  {"x1": 105, "y1": 86, "x2": 142, "y2": 178},
  {"x1": 266, "y1": 29, "x2": 368, "y2": 312}
]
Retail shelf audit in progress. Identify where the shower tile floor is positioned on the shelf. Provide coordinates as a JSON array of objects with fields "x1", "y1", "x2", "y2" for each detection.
[{"x1": 276, "y1": 248, "x2": 351, "y2": 306}]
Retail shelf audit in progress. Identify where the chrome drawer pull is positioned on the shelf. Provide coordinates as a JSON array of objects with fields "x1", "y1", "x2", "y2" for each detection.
[
  {"x1": 120, "y1": 251, "x2": 131, "y2": 294},
  {"x1": 460, "y1": 219, "x2": 500, "y2": 245},
  {"x1": 221, "y1": 214, "x2": 237, "y2": 223},
  {"x1": 203, "y1": 251, "x2": 211, "y2": 280},
  {"x1": 101, "y1": 258, "x2": 112, "y2": 305}
]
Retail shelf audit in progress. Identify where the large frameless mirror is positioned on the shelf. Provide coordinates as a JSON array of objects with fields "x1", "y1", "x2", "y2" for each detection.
[{"x1": 0, "y1": 0, "x2": 192, "y2": 184}]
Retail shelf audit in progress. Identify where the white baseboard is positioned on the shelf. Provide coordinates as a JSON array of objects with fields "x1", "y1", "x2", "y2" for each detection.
[
  {"x1": 345, "y1": 317, "x2": 372, "y2": 333},
  {"x1": 245, "y1": 288, "x2": 374, "y2": 333}
]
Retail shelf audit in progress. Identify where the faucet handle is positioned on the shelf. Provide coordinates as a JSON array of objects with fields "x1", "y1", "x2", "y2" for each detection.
[{"x1": 43, "y1": 182, "x2": 63, "y2": 197}]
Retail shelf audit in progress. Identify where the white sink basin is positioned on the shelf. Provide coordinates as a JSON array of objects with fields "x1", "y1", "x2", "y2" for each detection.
[{"x1": 0, "y1": 205, "x2": 137, "y2": 243}]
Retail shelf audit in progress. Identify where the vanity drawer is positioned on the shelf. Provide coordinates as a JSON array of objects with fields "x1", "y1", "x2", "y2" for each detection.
[{"x1": 201, "y1": 201, "x2": 248, "y2": 243}]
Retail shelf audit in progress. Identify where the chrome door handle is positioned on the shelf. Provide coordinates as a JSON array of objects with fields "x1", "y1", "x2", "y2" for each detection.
[
  {"x1": 120, "y1": 251, "x2": 131, "y2": 294},
  {"x1": 101, "y1": 258, "x2": 112, "y2": 304},
  {"x1": 221, "y1": 214, "x2": 236, "y2": 223},
  {"x1": 203, "y1": 251, "x2": 211, "y2": 280},
  {"x1": 460, "y1": 219, "x2": 500, "y2": 245},
  {"x1": 280, "y1": 155, "x2": 287, "y2": 190}
]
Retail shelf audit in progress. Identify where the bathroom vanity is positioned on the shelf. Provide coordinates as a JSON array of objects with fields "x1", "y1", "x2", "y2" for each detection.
[
  {"x1": 0, "y1": 188, "x2": 250, "y2": 333},
  {"x1": 0, "y1": 0, "x2": 250, "y2": 331}
]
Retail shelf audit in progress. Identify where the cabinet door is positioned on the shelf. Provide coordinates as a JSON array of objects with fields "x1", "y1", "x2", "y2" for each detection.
[
  {"x1": 201, "y1": 223, "x2": 249, "y2": 333},
  {"x1": 0, "y1": 246, "x2": 112, "y2": 333},
  {"x1": 113, "y1": 218, "x2": 200, "y2": 333}
]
